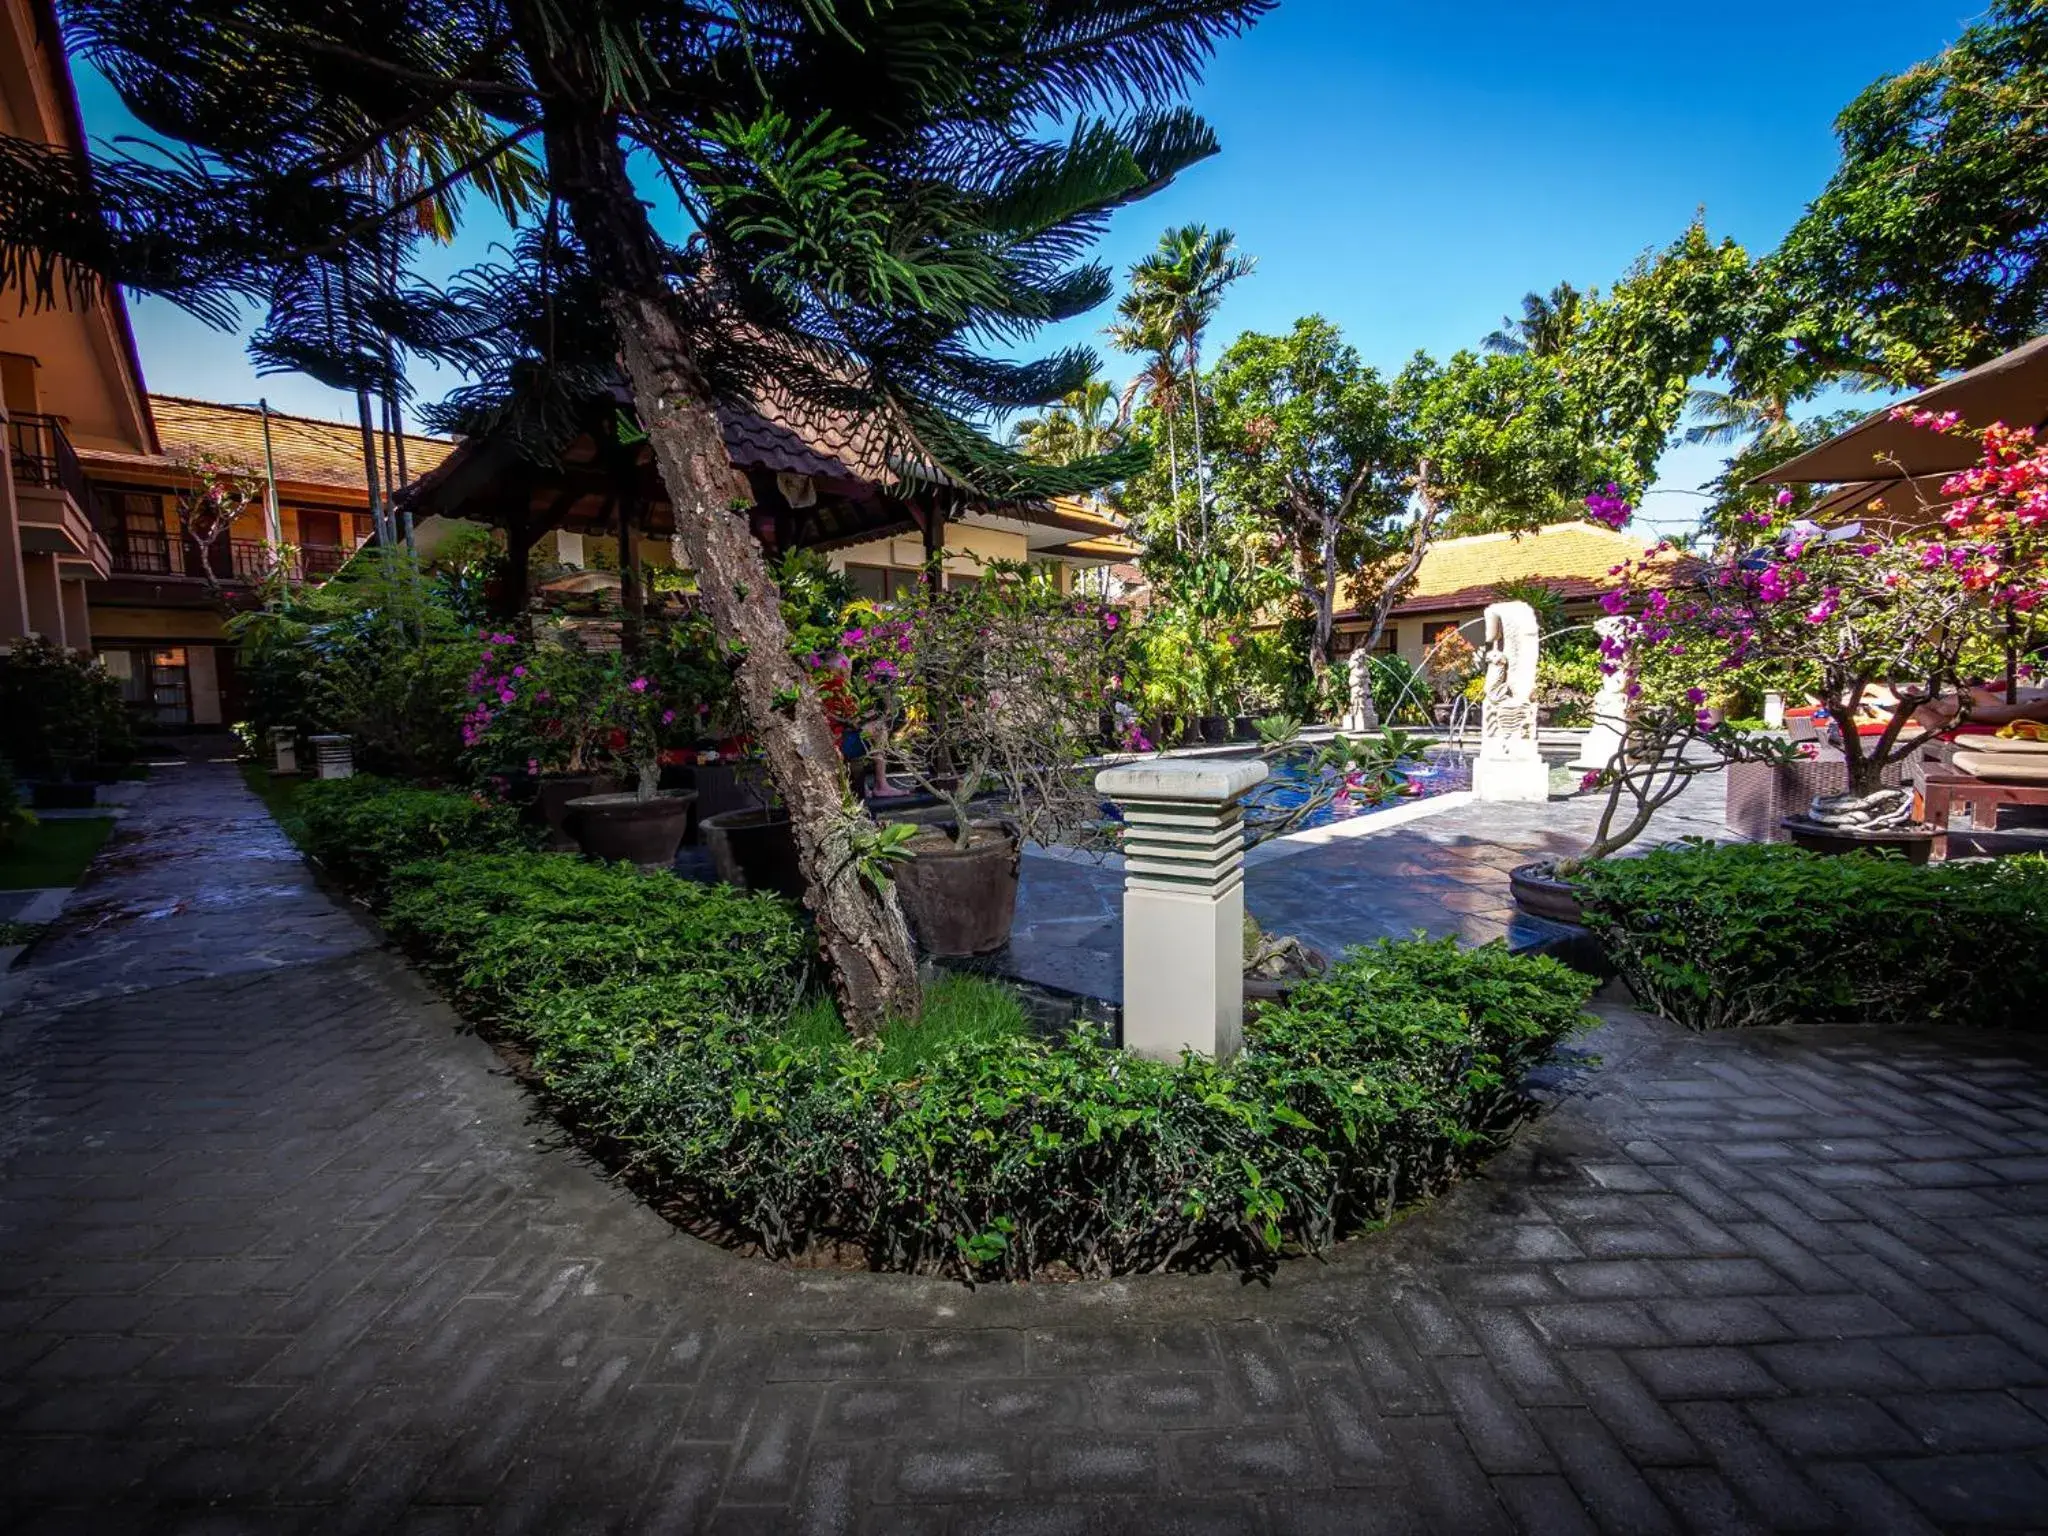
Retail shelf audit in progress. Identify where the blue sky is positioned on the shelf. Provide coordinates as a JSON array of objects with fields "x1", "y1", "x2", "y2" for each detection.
[{"x1": 75, "y1": 1, "x2": 1973, "y2": 532}]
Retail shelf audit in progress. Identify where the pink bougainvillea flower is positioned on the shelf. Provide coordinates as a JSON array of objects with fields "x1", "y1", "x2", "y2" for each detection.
[{"x1": 630, "y1": 676, "x2": 649, "y2": 693}]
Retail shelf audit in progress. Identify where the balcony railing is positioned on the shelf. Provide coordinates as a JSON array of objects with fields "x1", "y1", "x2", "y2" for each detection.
[
  {"x1": 109, "y1": 534, "x2": 353, "y2": 585},
  {"x1": 6, "y1": 411, "x2": 109, "y2": 536}
]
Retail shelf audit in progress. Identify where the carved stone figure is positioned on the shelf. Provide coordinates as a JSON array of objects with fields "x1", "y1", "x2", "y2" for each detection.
[
  {"x1": 1569, "y1": 614, "x2": 1631, "y2": 773},
  {"x1": 1474, "y1": 600, "x2": 1549, "y2": 801},
  {"x1": 1340, "y1": 645, "x2": 1379, "y2": 732}
]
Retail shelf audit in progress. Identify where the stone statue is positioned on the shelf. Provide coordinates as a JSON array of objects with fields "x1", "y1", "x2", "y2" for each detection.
[
  {"x1": 1473, "y1": 600, "x2": 1549, "y2": 801},
  {"x1": 1568, "y1": 614, "x2": 1630, "y2": 773},
  {"x1": 1340, "y1": 645, "x2": 1379, "y2": 733}
]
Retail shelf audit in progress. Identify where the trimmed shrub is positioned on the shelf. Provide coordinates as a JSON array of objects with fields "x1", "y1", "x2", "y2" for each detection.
[
  {"x1": 1577, "y1": 841, "x2": 2048, "y2": 1030},
  {"x1": 295, "y1": 775, "x2": 532, "y2": 893},
  {"x1": 0, "y1": 637, "x2": 134, "y2": 777},
  {"x1": 383, "y1": 866, "x2": 1593, "y2": 1276},
  {"x1": 381, "y1": 851, "x2": 809, "y2": 1020}
]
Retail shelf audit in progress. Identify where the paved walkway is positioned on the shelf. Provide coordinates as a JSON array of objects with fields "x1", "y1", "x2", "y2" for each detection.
[{"x1": 3, "y1": 764, "x2": 2047, "y2": 1533}]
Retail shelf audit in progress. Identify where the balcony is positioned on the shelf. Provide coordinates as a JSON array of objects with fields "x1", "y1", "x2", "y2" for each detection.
[
  {"x1": 108, "y1": 532, "x2": 354, "y2": 586},
  {"x1": 6, "y1": 412, "x2": 111, "y2": 580}
]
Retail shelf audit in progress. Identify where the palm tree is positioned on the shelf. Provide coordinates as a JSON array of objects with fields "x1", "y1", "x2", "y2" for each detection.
[
  {"x1": 1124, "y1": 225, "x2": 1256, "y2": 544},
  {"x1": 1011, "y1": 378, "x2": 1124, "y2": 466},
  {"x1": 1484, "y1": 282, "x2": 1593, "y2": 358},
  {"x1": 1107, "y1": 307, "x2": 1185, "y2": 504}
]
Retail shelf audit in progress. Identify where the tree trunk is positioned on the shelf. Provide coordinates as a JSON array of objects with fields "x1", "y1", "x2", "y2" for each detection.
[{"x1": 524, "y1": 64, "x2": 919, "y2": 1034}]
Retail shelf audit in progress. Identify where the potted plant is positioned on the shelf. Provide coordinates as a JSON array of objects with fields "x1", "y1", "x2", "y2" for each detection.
[
  {"x1": 562, "y1": 652, "x2": 699, "y2": 868},
  {"x1": 841, "y1": 568, "x2": 1114, "y2": 955},
  {"x1": 1510, "y1": 705, "x2": 1798, "y2": 922},
  {"x1": 463, "y1": 631, "x2": 619, "y2": 845},
  {"x1": 1687, "y1": 448, "x2": 2021, "y2": 858}
]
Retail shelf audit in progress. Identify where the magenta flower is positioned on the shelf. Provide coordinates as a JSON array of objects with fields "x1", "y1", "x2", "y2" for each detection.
[{"x1": 630, "y1": 676, "x2": 649, "y2": 693}]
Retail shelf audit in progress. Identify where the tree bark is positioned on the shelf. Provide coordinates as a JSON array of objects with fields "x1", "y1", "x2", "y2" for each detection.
[{"x1": 521, "y1": 51, "x2": 919, "y2": 1033}]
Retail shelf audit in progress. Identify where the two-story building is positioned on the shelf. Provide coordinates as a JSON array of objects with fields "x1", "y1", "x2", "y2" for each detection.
[{"x1": 76, "y1": 398, "x2": 452, "y2": 726}]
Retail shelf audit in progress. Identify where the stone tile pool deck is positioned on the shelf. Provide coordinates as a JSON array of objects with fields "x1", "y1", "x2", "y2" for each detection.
[{"x1": 992, "y1": 768, "x2": 1737, "y2": 1006}]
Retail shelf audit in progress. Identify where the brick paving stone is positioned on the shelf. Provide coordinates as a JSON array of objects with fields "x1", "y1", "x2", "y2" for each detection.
[{"x1": 6, "y1": 761, "x2": 2048, "y2": 1529}]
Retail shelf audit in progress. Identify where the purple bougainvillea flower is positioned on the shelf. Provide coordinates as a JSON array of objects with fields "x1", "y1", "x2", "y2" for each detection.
[{"x1": 630, "y1": 676, "x2": 649, "y2": 693}]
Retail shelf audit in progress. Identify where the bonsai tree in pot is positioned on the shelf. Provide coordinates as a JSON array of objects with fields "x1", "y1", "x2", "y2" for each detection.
[
  {"x1": 841, "y1": 566, "x2": 1113, "y2": 955},
  {"x1": 563, "y1": 651, "x2": 699, "y2": 869}
]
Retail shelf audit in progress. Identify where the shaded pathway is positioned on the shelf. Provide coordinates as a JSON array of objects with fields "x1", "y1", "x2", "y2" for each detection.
[{"x1": 2, "y1": 765, "x2": 2047, "y2": 1532}]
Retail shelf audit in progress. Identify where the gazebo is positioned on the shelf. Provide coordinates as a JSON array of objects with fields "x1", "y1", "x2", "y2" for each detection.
[{"x1": 395, "y1": 380, "x2": 1133, "y2": 624}]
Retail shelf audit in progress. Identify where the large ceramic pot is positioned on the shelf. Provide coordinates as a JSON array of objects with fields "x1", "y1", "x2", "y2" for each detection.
[
  {"x1": 564, "y1": 790, "x2": 697, "y2": 869},
  {"x1": 1509, "y1": 861, "x2": 1586, "y2": 924},
  {"x1": 1199, "y1": 714, "x2": 1231, "y2": 744},
  {"x1": 702, "y1": 806, "x2": 806, "y2": 899},
  {"x1": 1781, "y1": 816, "x2": 1936, "y2": 865},
  {"x1": 1232, "y1": 715, "x2": 1258, "y2": 742},
  {"x1": 893, "y1": 820, "x2": 1019, "y2": 957},
  {"x1": 534, "y1": 772, "x2": 619, "y2": 848}
]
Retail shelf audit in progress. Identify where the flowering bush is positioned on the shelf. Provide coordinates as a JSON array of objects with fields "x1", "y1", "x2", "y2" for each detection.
[
  {"x1": 1596, "y1": 422, "x2": 2041, "y2": 807},
  {"x1": 837, "y1": 565, "x2": 1119, "y2": 848},
  {"x1": 463, "y1": 623, "x2": 723, "y2": 795}
]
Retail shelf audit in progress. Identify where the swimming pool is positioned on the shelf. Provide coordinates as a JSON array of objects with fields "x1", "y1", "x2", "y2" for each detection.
[{"x1": 1241, "y1": 747, "x2": 1470, "y2": 832}]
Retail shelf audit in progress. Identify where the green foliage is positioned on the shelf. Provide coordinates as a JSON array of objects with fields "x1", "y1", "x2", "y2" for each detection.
[
  {"x1": 355, "y1": 830, "x2": 1592, "y2": 1276},
  {"x1": 294, "y1": 775, "x2": 532, "y2": 894},
  {"x1": 232, "y1": 551, "x2": 482, "y2": 782},
  {"x1": 1773, "y1": 0, "x2": 2048, "y2": 386},
  {"x1": 778, "y1": 975, "x2": 1031, "y2": 1076},
  {"x1": 483, "y1": 932, "x2": 1590, "y2": 1277},
  {"x1": 0, "y1": 757, "x2": 29, "y2": 853},
  {"x1": 1578, "y1": 842, "x2": 2048, "y2": 1031},
  {"x1": 382, "y1": 851, "x2": 809, "y2": 1024},
  {"x1": 0, "y1": 638, "x2": 135, "y2": 777},
  {"x1": 1363, "y1": 654, "x2": 1432, "y2": 725}
]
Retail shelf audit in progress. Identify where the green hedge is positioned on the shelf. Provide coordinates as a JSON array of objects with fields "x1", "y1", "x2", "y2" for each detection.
[
  {"x1": 382, "y1": 852, "x2": 809, "y2": 1020},
  {"x1": 377, "y1": 851, "x2": 1592, "y2": 1279},
  {"x1": 1577, "y1": 841, "x2": 2048, "y2": 1030},
  {"x1": 294, "y1": 775, "x2": 533, "y2": 893}
]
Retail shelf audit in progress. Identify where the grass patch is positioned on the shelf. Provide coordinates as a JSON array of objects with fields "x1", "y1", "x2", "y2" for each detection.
[
  {"x1": 0, "y1": 816, "x2": 116, "y2": 889},
  {"x1": 778, "y1": 974, "x2": 1032, "y2": 1076},
  {"x1": 0, "y1": 919, "x2": 45, "y2": 946},
  {"x1": 240, "y1": 762, "x2": 308, "y2": 837}
]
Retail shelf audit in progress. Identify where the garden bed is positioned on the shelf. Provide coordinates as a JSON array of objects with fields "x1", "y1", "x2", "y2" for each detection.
[
  {"x1": 1577, "y1": 841, "x2": 2048, "y2": 1031},
  {"x1": 288, "y1": 775, "x2": 1598, "y2": 1280}
]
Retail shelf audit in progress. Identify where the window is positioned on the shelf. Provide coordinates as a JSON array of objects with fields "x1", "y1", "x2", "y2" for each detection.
[
  {"x1": 108, "y1": 492, "x2": 172, "y2": 574},
  {"x1": 146, "y1": 648, "x2": 191, "y2": 725},
  {"x1": 101, "y1": 646, "x2": 190, "y2": 724},
  {"x1": 297, "y1": 509, "x2": 343, "y2": 548},
  {"x1": 844, "y1": 564, "x2": 923, "y2": 603},
  {"x1": 947, "y1": 570, "x2": 980, "y2": 591},
  {"x1": 844, "y1": 563, "x2": 890, "y2": 603}
]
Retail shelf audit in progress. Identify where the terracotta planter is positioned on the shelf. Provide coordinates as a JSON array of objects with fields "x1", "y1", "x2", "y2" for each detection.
[
  {"x1": 1781, "y1": 815, "x2": 1935, "y2": 865},
  {"x1": 1509, "y1": 861, "x2": 1586, "y2": 924},
  {"x1": 535, "y1": 772, "x2": 619, "y2": 848},
  {"x1": 893, "y1": 821, "x2": 1020, "y2": 956},
  {"x1": 564, "y1": 790, "x2": 697, "y2": 869},
  {"x1": 702, "y1": 806, "x2": 806, "y2": 898}
]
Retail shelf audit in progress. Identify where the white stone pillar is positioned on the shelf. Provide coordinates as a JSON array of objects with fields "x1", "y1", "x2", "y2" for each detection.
[
  {"x1": 1094, "y1": 756, "x2": 1268, "y2": 1062},
  {"x1": 1569, "y1": 615, "x2": 1631, "y2": 774},
  {"x1": 1762, "y1": 691, "x2": 1786, "y2": 731},
  {"x1": 310, "y1": 735, "x2": 355, "y2": 779},
  {"x1": 270, "y1": 727, "x2": 300, "y2": 775}
]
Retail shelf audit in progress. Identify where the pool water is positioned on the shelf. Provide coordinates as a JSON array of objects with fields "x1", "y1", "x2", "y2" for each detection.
[{"x1": 1243, "y1": 748, "x2": 1470, "y2": 832}]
